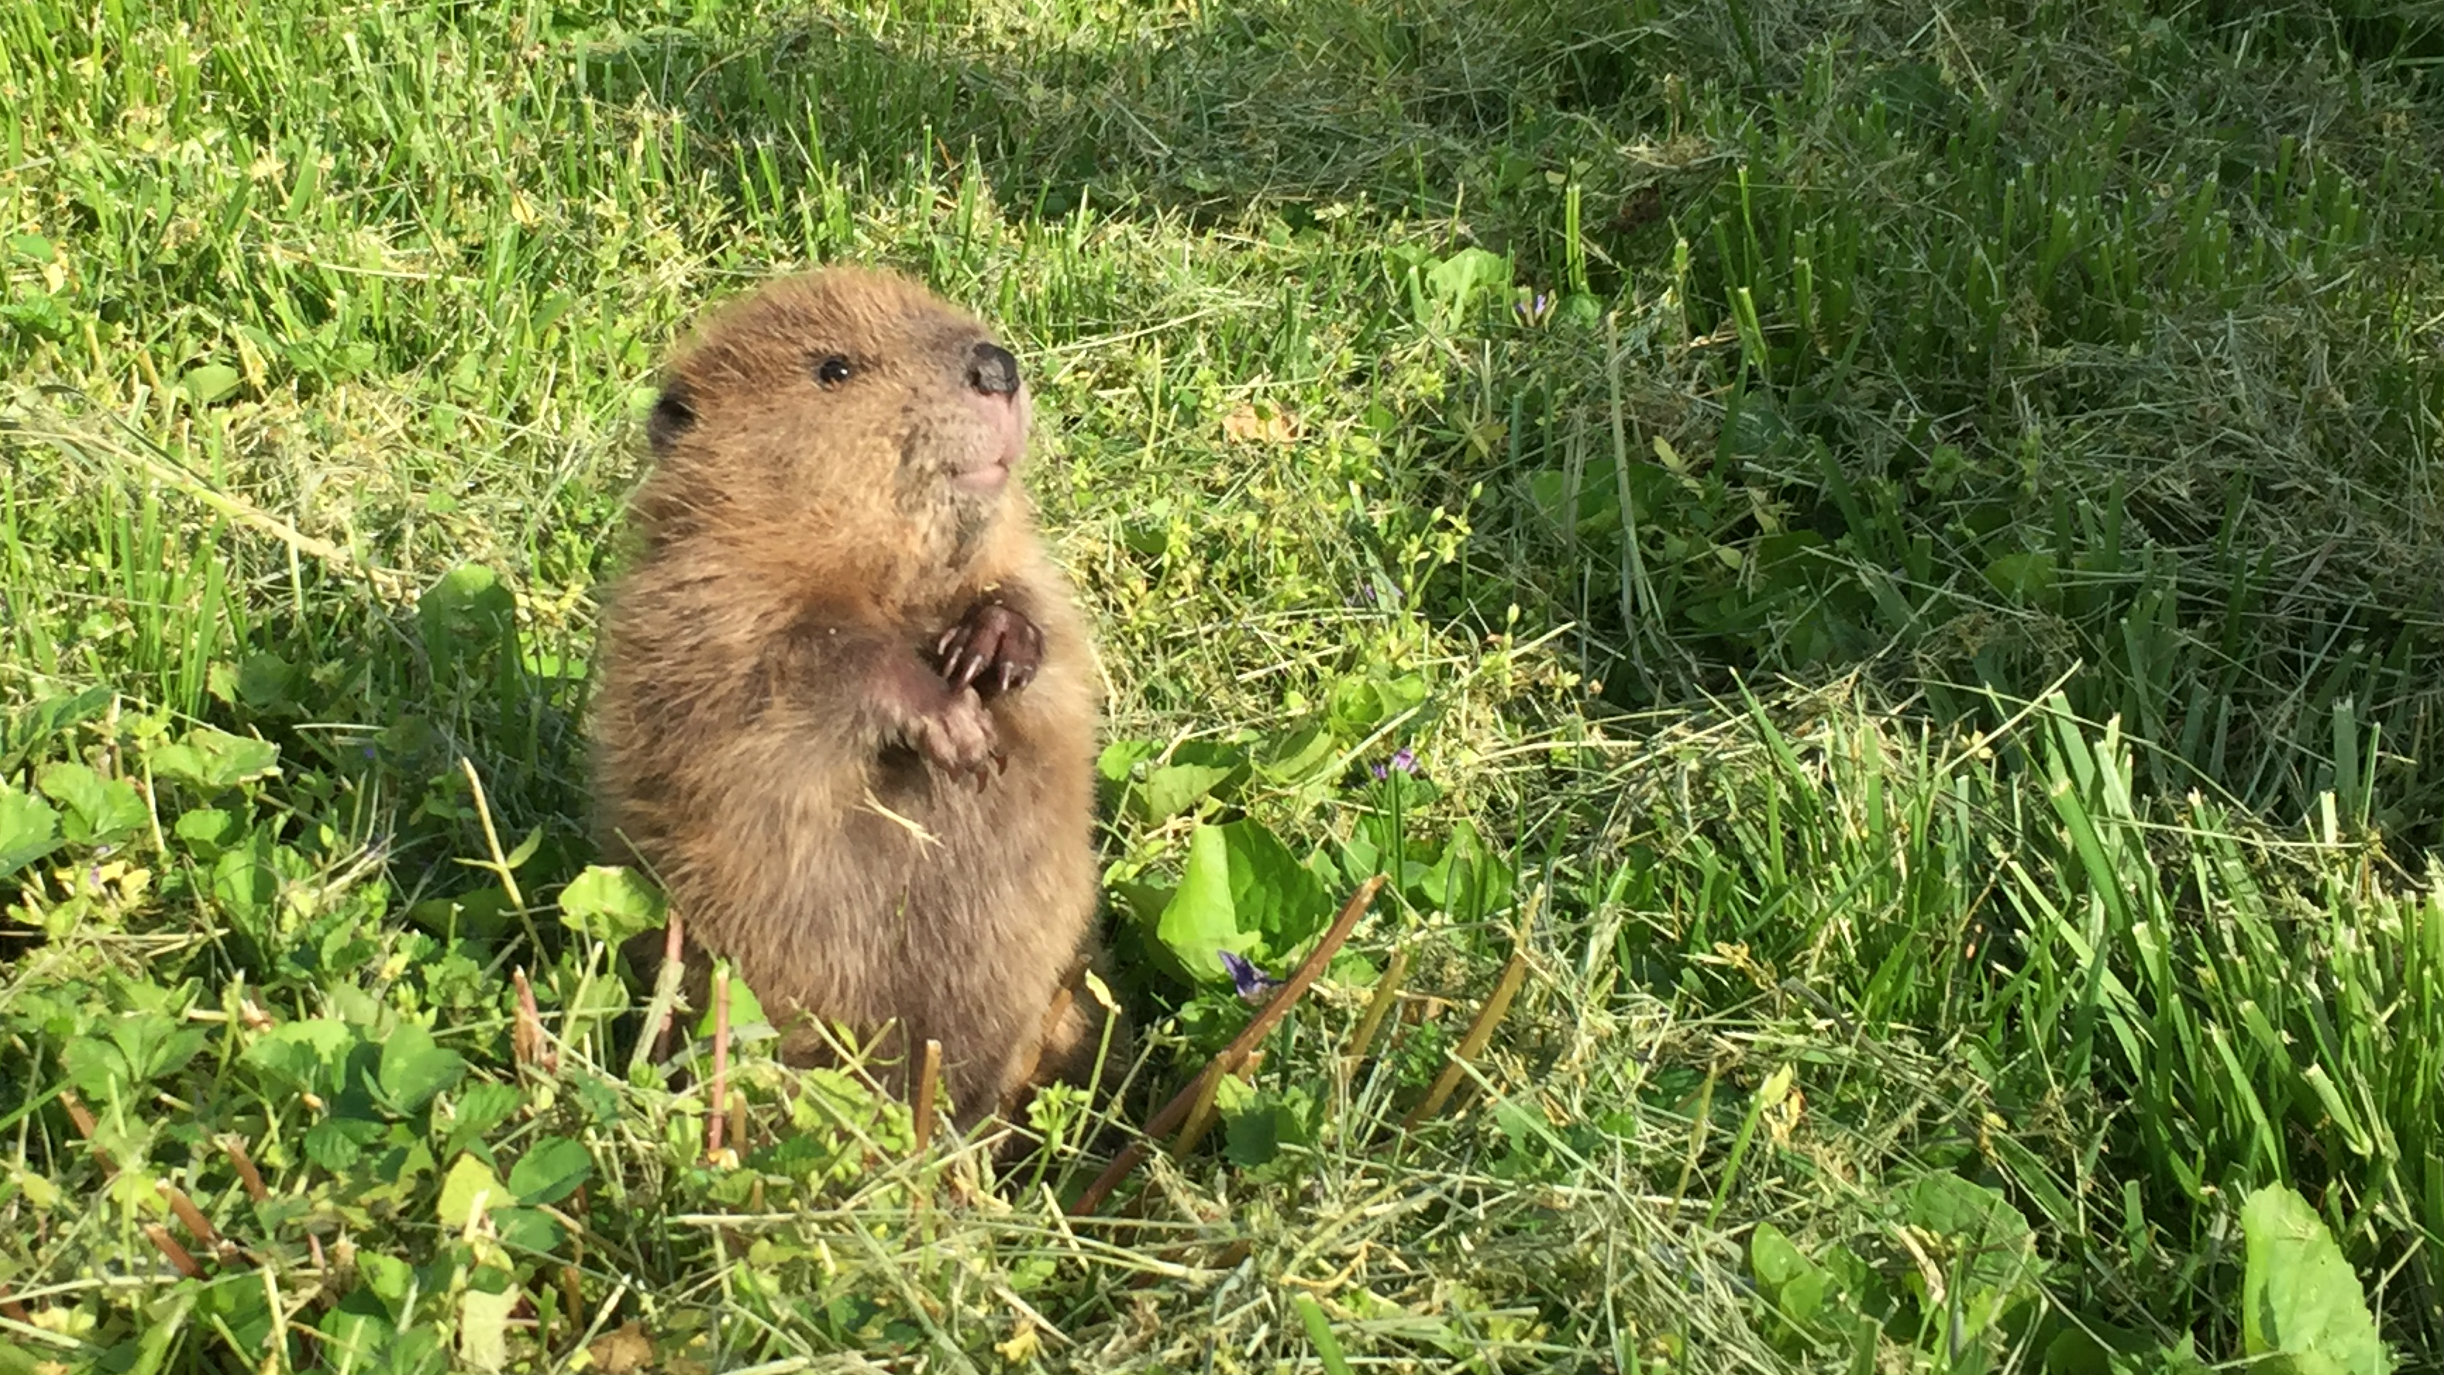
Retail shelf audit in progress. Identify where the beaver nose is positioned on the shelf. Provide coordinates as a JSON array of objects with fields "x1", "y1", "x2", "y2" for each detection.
[{"x1": 967, "y1": 341, "x2": 1020, "y2": 398}]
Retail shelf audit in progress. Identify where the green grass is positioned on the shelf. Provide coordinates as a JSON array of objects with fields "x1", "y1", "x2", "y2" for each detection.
[{"x1": 4, "y1": 0, "x2": 2444, "y2": 1369}]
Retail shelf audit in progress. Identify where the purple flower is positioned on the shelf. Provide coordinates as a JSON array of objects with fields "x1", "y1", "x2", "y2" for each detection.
[
  {"x1": 1515, "y1": 292, "x2": 1554, "y2": 326},
  {"x1": 1217, "y1": 949, "x2": 1285, "y2": 1004},
  {"x1": 1370, "y1": 747, "x2": 1420, "y2": 780}
]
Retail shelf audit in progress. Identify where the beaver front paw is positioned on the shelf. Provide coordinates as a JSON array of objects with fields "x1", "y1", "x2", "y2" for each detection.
[
  {"x1": 935, "y1": 600, "x2": 1043, "y2": 698},
  {"x1": 904, "y1": 687, "x2": 1003, "y2": 788}
]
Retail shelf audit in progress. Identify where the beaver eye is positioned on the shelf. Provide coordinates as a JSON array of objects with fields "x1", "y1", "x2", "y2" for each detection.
[{"x1": 814, "y1": 355, "x2": 854, "y2": 388}]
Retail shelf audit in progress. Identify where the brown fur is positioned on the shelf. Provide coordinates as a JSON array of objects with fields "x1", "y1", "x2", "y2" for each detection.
[{"x1": 590, "y1": 266, "x2": 1111, "y2": 1126}]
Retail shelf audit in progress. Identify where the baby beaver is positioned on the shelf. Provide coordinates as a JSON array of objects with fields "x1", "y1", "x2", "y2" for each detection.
[{"x1": 591, "y1": 266, "x2": 1110, "y2": 1127}]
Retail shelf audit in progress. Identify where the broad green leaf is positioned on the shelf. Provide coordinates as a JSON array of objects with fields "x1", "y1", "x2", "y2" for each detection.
[
  {"x1": 173, "y1": 807, "x2": 240, "y2": 858},
  {"x1": 444, "y1": 1081, "x2": 526, "y2": 1159},
  {"x1": 181, "y1": 363, "x2": 242, "y2": 405},
  {"x1": 1325, "y1": 672, "x2": 1429, "y2": 740},
  {"x1": 0, "y1": 786, "x2": 60, "y2": 878},
  {"x1": 357, "y1": 1251, "x2": 414, "y2": 1309},
  {"x1": 406, "y1": 887, "x2": 515, "y2": 941},
  {"x1": 1131, "y1": 741, "x2": 1246, "y2": 825},
  {"x1": 1727, "y1": 393, "x2": 1797, "y2": 456},
  {"x1": 1254, "y1": 720, "x2": 1338, "y2": 786},
  {"x1": 438, "y1": 1153, "x2": 505, "y2": 1230},
  {"x1": 60, "y1": 1040, "x2": 135, "y2": 1100},
  {"x1": 1897, "y1": 1171, "x2": 2038, "y2": 1314},
  {"x1": 35, "y1": 761, "x2": 147, "y2": 845},
  {"x1": 1556, "y1": 292, "x2": 1604, "y2": 327},
  {"x1": 303, "y1": 1116, "x2": 382, "y2": 1171},
  {"x1": 1152, "y1": 820, "x2": 1334, "y2": 987},
  {"x1": 555, "y1": 865, "x2": 666, "y2": 945},
  {"x1": 564, "y1": 971, "x2": 629, "y2": 1037},
  {"x1": 377, "y1": 1023, "x2": 468, "y2": 1115},
  {"x1": 0, "y1": 684, "x2": 113, "y2": 774},
  {"x1": 122, "y1": 1288, "x2": 194, "y2": 1375},
  {"x1": 418, "y1": 564, "x2": 518, "y2": 662},
  {"x1": 9, "y1": 1160, "x2": 59, "y2": 1213},
  {"x1": 244, "y1": 1018, "x2": 355, "y2": 1094},
  {"x1": 61, "y1": 1012, "x2": 205, "y2": 1101},
  {"x1": 1221, "y1": 1085, "x2": 1314, "y2": 1172},
  {"x1": 1525, "y1": 468, "x2": 1621, "y2": 537},
  {"x1": 1900, "y1": 1171, "x2": 2030, "y2": 1245},
  {"x1": 150, "y1": 727, "x2": 280, "y2": 792},
  {"x1": 1115, "y1": 880, "x2": 1174, "y2": 930},
  {"x1": 1419, "y1": 820, "x2": 1516, "y2": 921},
  {"x1": 110, "y1": 1013, "x2": 206, "y2": 1089},
  {"x1": 1749, "y1": 1221, "x2": 1815, "y2": 1292},
  {"x1": 493, "y1": 1206, "x2": 564, "y2": 1254},
  {"x1": 194, "y1": 1257, "x2": 277, "y2": 1354},
  {"x1": 2040, "y1": 1319, "x2": 2192, "y2": 1375},
  {"x1": 692, "y1": 966, "x2": 769, "y2": 1037},
  {"x1": 209, "y1": 651, "x2": 298, "y2": 711},
  {"x1": 1223, "y1": 1100, "x2": 1283, "y2": 1168},
  {"x1": 2240, "y1": 1183, "x2": 2389, "y2": 1374},
  {"x1": 1120, "y1": 514, "x2": 1175, "y2": 557},
  {"x1": 1984, "y1": 551, "x2": 2058, "y2": 604},
  {"x1": 210, "y1": 842, "x2": 280, "y2": 917},
  {"x1": 1423, "y1": 246, "x2": 1512, "y2": 322},
  {"x1": 458, "y1": 1274, "x2": 516, "y2": 1372},
  {"x1": 1095, "y1": 738, "x2": 1159, "y2": 787},
  {"x1": 505, "y1": 1136, "x2": 592, "y2": 1206},
  {"x1": 1783, "y1": 1266, "x2": 1832, "y2": 1324},
  {"x1": 316, "y1": 1298, "x2": 397, "y2": 1373},
  {"x1": 1151, "y1": 825, "x2": 1247, "y2": 986}
]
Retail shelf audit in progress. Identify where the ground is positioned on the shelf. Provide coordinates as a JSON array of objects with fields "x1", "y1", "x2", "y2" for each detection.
[{"x1": 3, "y1": 0, "x2": 2443, "y2": 1370}]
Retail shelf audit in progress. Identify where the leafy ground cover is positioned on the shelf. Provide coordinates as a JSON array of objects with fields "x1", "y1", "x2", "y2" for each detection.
[{"x1": 4, "y1": 0, "x2": 2442, "y2": 1369}]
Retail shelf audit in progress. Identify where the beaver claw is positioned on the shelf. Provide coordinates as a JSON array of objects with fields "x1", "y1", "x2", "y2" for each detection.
[{"x1": 936, "y1": 600, "x2": 1043, "y2": 698}]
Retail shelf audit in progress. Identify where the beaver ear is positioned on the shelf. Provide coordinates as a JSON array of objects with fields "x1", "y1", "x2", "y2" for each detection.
[{"x1": 647, "y1": 380, "x2": 697, "y2": 454}]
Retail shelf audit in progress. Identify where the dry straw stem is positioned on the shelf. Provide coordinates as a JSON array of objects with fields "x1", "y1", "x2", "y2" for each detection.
[
  {"x1": 159, "y1": 1181, "x2": 228, "y2": 1259},
  {"x1": 1340, "y1": 945, "x2": 1412, "y2": 1079},
  {"x1": 60, "y1": 1090, "x2": 239, "y2": 1270},
  {"x1": 914, "y1": 1039, "x2": 943, "y2": 1153},
  {"x1": 457, "y1": 758, "x2": 541, "y2": 951},
  {"x1": 633, "y1": 907, "x2": 688, "y2": 1076},
  {"x1": 511, "y1": 967, "x2": 557, "y2": 1073},
  {"x1": 1398, "y1": 940, "x2": 1531, "y2": 1132},
  {"x1": 1172, "y1": 1049, "x2": 1266, "y2": 1157},
  {"x1": 558, "y1": 1266, "x2": 585, "y2": 1351},
  {"x1": 1169, "y1": 1058, "x2": 1231, "y2": 1158},
  {"x1": 219, "y1": 1136, "x2": 270, "y2": 1202},
  {"x1": 141, "y1": 1225, "x2": 203, "y2": 1279},
  {"x1": 1070, "y1": 874, "x2": 1386, "y2": 1217},
  {"x1": 1001, "y1": 957, "x2": 1089, "y2": 1118},
  {"x1": 707, "y1": 963, "x2": 733, "y2": 1161},
  {"x1": 54, "y1": 1091, "x2": 108, "y2": 1169}
]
